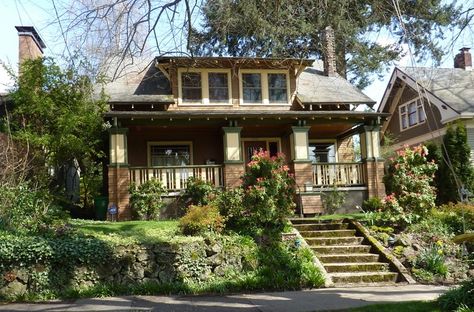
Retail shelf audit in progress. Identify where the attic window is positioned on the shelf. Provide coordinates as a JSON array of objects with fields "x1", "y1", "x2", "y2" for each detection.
[
  {"x1": 399, "y1": 98, "x2": 425, "y2": 131},
  {"x1": 239, "y1": 70, "x2": 290, "y2": 105},
  {"x1": 178, "y1": 68, "x2": 232, "y2": 105}
]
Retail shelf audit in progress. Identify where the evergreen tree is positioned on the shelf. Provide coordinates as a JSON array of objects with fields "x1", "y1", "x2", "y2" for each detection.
[{"x1": 191, "y1": 0, "x2": 463, "y2": 89}]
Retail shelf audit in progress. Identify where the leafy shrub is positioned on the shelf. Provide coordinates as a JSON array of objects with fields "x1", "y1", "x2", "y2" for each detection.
[
  {"x1": 129, "y1": 179, "x2": 167, "y2": 220},
  {"x1": 0, "y1": 183, "x2": 68, "y2": 234},
  {"x1": 183, "y1": 176, "x2": 219, "y2": 206},
  {"x1": 321, "y1": 186, "x2": 346, "y2": 214},
  {"x1": 179, "y1": 205, "x2": 224, "y2": 235},
  {"x1": 362, "y1": 197, "x2": 383, "y2": 212},
  {"x1": 437, "y1": 202, "x2": 474, "y2": 234},
  {"x1": 382, "y1": 145, "x2": 437, "y2": 226},
  {"x1": 213, "y1": 188, "x2": 245, "y2": 229},
  {"x1": 438, "y1": 278, "x2": 474, "y2": 311},
  {"x1": 241, "y1": 151, "x2": 296, "y2": 236}
]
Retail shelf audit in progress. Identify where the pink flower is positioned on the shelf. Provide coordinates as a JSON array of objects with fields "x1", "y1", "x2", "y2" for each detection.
[{"x1": 282, "y1": 165, "x2": 289, "y2": 171}]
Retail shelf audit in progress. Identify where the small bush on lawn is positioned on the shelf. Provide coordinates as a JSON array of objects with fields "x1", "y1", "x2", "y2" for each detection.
[
  {"x1": 183, "y1": 177, "x2": 219, "y2": 206},
  {"x1": 438, "y1": 278, "x2": 474, "y2": 311},
  {"x1": 321, "y1": 186, "x2": 346, "y2": 214},
  {"x1": 129, "y1": 178, "x2": 167, "y2": 220},
  {"x1": 240, "y1": 151, "x2": 296, "y2": 236},
  {"x1": 0, "y1": 183, "x2": 68, "y2": 235},
  {"x1": 382, "y1": 145, "x2": 437, "y2": 227},
  {"x1": 179, "y1": 205, "x2": 224, "y2": 235},
  {"x1": 214, "y1": 187, "x2": 245, "y2": 230}
]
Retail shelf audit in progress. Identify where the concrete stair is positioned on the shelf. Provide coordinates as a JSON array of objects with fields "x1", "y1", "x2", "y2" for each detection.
[{"x1": 292, "y1": 219, "x2": 402, "y2": 286}]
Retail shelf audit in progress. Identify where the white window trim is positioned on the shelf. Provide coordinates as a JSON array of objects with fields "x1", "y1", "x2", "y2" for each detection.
[
  {"x1": 309, "y1": 139, "x2": 338, "y2": 163},
  {"x1": 239, "y1": 69, "x2": 291, "y2": 105},
  {"x1": 398, "y1": 97, "x2": 426, "y2": 131},
  {"x1": 177, "y1": 68, "x2": 232, "y2": 106},
  {"x1": 147, "y1": 141, "x2": 194, "y2": 167}
]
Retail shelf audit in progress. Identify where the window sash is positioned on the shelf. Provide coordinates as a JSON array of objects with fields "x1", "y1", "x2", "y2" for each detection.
[
  {"x1": 182, "y1": 73, "x2": 202, "y2": 102},
  {"x1": 242, "y1": 73, "x2": 262, "y2": 102},
  {"x1": 268, "y1": 73, "x2": 287, "y2": 102},
  {"x1": 400, "y1": 98, "x2": 425, "y2": 130},
  {"x1": 208, "y1": 72, "x2": 229, "y2": 102}
]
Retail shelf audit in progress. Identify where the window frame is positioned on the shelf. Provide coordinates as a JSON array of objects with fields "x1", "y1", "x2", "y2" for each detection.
[
  {"x1": 177, "y1": 68, "x2": 232, "y2": 106},
  {"x1": 147, "y1": 141, "x2": 194, "y2": 167},
  {"x1": 239, "y1": 69, "x2": 290, "y2": 105},
  {"x1": 399, "y1": 97, "x2": 426, "y2": 131}
]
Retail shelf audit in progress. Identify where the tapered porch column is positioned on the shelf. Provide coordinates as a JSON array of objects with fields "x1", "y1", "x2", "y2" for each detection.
[
  {"x1": 108, "y1": 127, "x2": 131, "y2": 220},
  {"x1": 360, "y1": 125, "x2": 385, "y2": 198},
  {"x1": 223, "y1": 126, "x2": 245, "y2": 188},
  {"x1": 290, "y1": 126, "x2": 313, "y2": 189}
]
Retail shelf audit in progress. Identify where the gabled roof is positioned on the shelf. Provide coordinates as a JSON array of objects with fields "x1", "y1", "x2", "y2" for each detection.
[{"x1": 400, "y1": 67, "x2": 474, "y2": 114}]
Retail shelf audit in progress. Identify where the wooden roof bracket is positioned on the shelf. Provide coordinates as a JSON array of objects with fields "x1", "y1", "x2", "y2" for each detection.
[{"x1": 155, "y1": 60, "x2": 170, "y2": 80}]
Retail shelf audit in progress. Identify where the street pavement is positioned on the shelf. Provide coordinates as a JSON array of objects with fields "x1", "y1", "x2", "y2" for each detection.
[{"x1": 0, "y1": 284, "x2": 449, "y2": 312}]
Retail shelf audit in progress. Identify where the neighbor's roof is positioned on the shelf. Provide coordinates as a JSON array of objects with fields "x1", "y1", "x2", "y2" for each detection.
[
  {"x1": 296, "y1": 62, "x2": 375, "y2": 105},
  {"x1": 400, "y1": 67, "x2": 474, "y2": 114}
]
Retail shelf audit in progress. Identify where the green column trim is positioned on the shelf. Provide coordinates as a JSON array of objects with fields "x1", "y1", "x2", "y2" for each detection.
[
  {"x1": 223, "y1": 126, "x2": 243, "y2": 163},
  {"x1": 109, "y1": 128, "x2": 129, "y2": 166}
]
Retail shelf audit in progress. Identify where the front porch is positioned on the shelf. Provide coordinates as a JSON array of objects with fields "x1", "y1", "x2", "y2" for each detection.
[{"x1": 106, "y1": 113, "x2": 386, "y2": 220}]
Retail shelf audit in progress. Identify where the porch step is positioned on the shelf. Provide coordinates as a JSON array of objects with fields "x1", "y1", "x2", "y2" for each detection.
[
  {"x1": 294, "y1": 219, "x2": 405, "y2": 287},
  {"x1": 299, "y1": 229, "x2": 356, "y2": 238},
  {"x1": 324, "y1": 262, "x2": 389, "y2": 273},
  {"x1": 329, "y1": 272, "x2": 398, "y2": 285},
  {"x1": 318, "y1": 253, "x2": 380, "y2": 263},
  {"x1": 292, "y1": 223, "x2": 348, "y2": 231},
  {"x1": 305, "y1": 236, "x2": 364, "y2": 246},
  {"x1": 311, "y1": 245, "x2": 372, "y2": 254}
]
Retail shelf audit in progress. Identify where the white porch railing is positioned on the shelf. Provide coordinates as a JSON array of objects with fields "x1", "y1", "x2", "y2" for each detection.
[
  {"x1": 312, "y1": 162, "x2": 365, "y2": 186},
  {"x1": 129, "y1": 165, "x2": 224, "y2": 191}
]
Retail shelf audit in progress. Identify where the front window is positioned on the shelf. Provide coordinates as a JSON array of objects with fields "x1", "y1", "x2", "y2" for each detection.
[
  {"x1": 268, "y1": 73, "x2": 287, "y2": 102},
  {"x1": 208, "y1": 72, "x2": 229, "y2": 102},
  {"x1": 150, "y1": 145, "x2": 191, "y2": 166},
  {"x1": 399, "y1": 98, "x2": 425, "y2": 130},
  {"x1": 242, "y1": 73, "x2": 262, "y2": 103},
  {"x1": 181, "y1": 72, "x2": 202, "y2": 102},
  {"x1": 309, "y1": 143, "x2": 336, "y2": 163}
]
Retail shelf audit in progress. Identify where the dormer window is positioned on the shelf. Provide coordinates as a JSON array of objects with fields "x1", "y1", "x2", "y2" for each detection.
[
  {"x1": 178, "y1": 68, "x2": 232, "y2": 105},
  {"x1": 399, "y1": 97, "x2": 425, "y2": 130},
  {"x1": 239, "y1": 70, "x2": 290, "y2": 105}
]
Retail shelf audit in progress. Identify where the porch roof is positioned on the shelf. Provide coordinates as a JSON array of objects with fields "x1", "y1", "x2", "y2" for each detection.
[{"x1": 105, "y1": 110, "x2": 389, "y2": 120}]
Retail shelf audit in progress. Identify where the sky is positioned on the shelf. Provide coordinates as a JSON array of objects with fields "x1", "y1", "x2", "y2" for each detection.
[{"x1": 1, "y1": 0, "x2": 473, "y2": 107}]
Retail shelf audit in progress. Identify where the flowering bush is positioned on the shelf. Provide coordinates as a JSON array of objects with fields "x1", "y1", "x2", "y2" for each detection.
[
  {"x1": 240, "y1": 151, "x2": 296, "y2": 236},
  {"x1": 382, "y1": 145, "x2": 437, "y2": 226}
]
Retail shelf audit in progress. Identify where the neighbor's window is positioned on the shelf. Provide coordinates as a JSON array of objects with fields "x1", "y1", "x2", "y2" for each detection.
[
  {"x1": 309, "y1": 143, "x2": 336, "y2": 163},
  {"x1": 150, "y1": 145, "x2": 191, "y2": 166},
  {"x1": 400, "y1": 98, "x2": 425, "y2": 130},
  {"x1": 268, "y1": 73, "x2": 287, "y2": 102},
  {"x1": 242, "y1": 73, "x2": 262, "y2": 103},
  {"x1": 208, "y1": 72, "x2": 229, "y2": 102},
  {"x1": 181, "y1": 72, "x2": 202, "y2": 102}
]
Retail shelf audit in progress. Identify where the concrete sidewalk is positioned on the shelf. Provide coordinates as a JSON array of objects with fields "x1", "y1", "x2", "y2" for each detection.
[{"x1": 0, "y1": 284, "x2": 449, "y2": 312}]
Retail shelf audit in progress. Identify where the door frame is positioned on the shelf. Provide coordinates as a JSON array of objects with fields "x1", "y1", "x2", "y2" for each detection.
[{"x1": 241, "y1": 137, "x2": 282, "y2": 163}]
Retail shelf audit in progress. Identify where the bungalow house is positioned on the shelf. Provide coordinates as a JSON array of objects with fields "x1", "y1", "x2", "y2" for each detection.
[
  {"x1": 377, "y1": 48, "x2": 474, "y2": 156},
  {"x1": 104, "y1": 28, "x2": 388, "y2": 220}
]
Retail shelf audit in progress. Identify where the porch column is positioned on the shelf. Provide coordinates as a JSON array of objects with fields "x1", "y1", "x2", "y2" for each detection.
[
  {"x1": 290, "y1": 126, "x2": 313, "y2": 189},
  {"x1": 108, "y1": 127, "x2": 131, "y2": 220},
  {"x1": 223, "y1": 126, "x2": 244, "y2": 188},
  {"x1": 360, "y1": 125, "x2": 385, "y2": 198}
]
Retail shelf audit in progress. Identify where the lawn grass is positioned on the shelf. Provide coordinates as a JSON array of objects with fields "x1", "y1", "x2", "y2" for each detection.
[
  {"x1": 70, "y1": 219, "x2": 198, "y2": 244},
  {"x1": 335, "y1": 301, "x2": 440, "y2": 312}
]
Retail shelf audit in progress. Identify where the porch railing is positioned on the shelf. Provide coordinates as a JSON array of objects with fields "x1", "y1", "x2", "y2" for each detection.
[
  {"x1": 312, "y1": 162, "x2": 365, "y2": 187},
  {"x1": 129, "y1": 165, "x2": 224, "y2": 191}
]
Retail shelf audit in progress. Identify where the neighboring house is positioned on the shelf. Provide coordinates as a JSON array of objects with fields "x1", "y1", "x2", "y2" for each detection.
[
  {"x1": 378, "y1": 48, "x2": 474, "y2": 153},
  {"x1": 104, "y1": 29, "x2": 388, "y2": 220}
]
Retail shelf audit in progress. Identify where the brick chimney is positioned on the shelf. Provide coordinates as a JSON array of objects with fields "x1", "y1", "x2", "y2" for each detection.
[
  {"x1": 15, "y1": 26, "x2": 46, "y2": 65},
  {"x1": 323, "y1": 26, "x2": 337, "y2": 77},
  {"x1": 454, "y1": 47, "x2": 472, "y2": 71}
]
